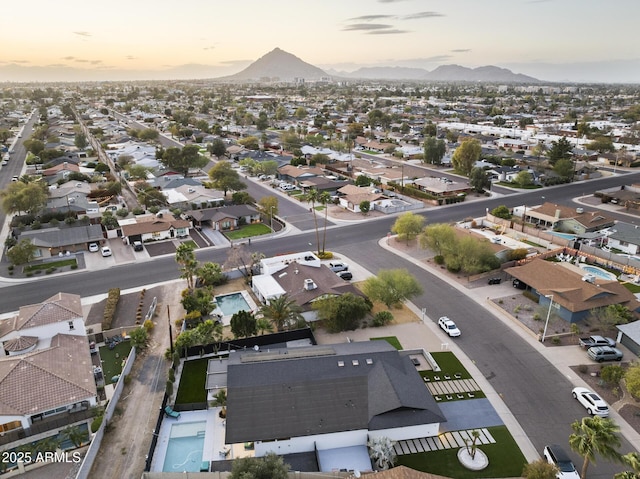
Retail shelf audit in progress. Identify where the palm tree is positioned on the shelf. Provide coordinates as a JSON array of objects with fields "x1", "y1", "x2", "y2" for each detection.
[
  {"x1": 616, "y1": 452, "x2": 640, "y2": 479},
  {"x1": 61, "y1": 425, "x2": 89, "y2": 449},
  {"x1": 569, "y1": 416, "x2": 623, "y2": 479},
  {"x1": 212, "y1": 389, "x2": 227, "y2": 417},
  {"x1": 319, "y1": 191, "x2": 332, "y2": 254},
  {"x1": 256, "y1": 317, "x2": 274, "y2": 335},
  {"x1": 307, "y1": 188, "x2": 321, "y2": 255},
  {"x1": 175, "y1": 243, "x2": 197, "y2": 290},
  {"x1": 259, "y1": 294, "x2": 304, "y2": 332}
]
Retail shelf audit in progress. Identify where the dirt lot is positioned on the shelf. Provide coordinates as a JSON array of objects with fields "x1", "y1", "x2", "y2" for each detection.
[{"x1": 89, "y1": 281, "x2": 186, "y2": 479}]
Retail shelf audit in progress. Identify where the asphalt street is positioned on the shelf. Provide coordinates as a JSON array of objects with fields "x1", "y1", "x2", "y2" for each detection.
[{"x1": 2, "y1": 166, "x2": 640, "y2": 477}]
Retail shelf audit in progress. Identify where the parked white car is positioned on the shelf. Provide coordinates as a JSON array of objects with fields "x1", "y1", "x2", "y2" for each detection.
[
  {"x1": 101, "y1": 246, "x2": 112, "y2": 257},
  {"x1": 438, "y1": 316, "x2": 461, "y2": 337},
  {"x1": 88, "y1": 243, "x2": 99, "y2": 253},
  {"x1": 572, "y1": 387, "x2": 609, "y2": 417}
]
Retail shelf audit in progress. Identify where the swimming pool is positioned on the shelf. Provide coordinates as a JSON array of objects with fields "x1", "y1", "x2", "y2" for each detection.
[
  {"x1": 580, "y1": 264, "x2": 618, "y2": 281},
  {"x1": 546, "y1": 230, "x2": 576, "y2": 240},
  {"x1": 214, "y1": 292, "x2": 251, "y2": 316},
  {"x1": 162, "y1": 421, "x2": 206, "y2": 472}
]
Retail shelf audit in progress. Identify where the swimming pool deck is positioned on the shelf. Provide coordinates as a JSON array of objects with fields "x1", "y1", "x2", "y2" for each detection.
[
  {"x1": 213, "y1": 290, "x2": 258, "y2": 326},
  {"x1": 150, "y1": 407, "x2": 254, "y2": 472}
]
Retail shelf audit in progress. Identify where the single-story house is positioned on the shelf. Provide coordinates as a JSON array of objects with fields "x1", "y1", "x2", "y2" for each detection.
[
  {"x1": 605, "y1": 224, "x2": 639, "y2": 257},
  {"x1": 505, "y1": 259, "x2": 640, "y2": 323},
  {"x1": 225, "y1": 340, "x2": 445, "y2": 469},
  {"x1": 13, "y1": 223, "x2": 104, "y2": 258},
  {"x1": 188, "y1": 204, "x2": 261, "y2": 231},
  {"x1": 336, "y1": 185, "x2": 387, "y2": 213},
  {"x1": 411, "y1": 177, "x2": 471, "y2": 197},
  {"x1": 277, "y1": 165, "x2": 325, "y2": 186},
  {"x1": 119, "y1": 214, "x2": 191, "y2": 244},
  {"x1": 519, "y1": 202, "x2": 615, "y2": 234},
  {"x1": 251, "y1": 262, "x2": 363, "y2": 321}
]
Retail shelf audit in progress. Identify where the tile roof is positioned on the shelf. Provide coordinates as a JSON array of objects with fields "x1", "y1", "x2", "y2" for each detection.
[
  {"x1": 0, "y1": 334, "x2": 96, "y2": 416},
  {"x1": 0, "y1": 293, "x2": 83, "y2": 337}
]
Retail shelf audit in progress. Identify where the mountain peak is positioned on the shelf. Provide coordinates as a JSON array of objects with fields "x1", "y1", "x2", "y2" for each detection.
[{"x1": 225, "y1": 48, "x2": 328, "y2": 82}]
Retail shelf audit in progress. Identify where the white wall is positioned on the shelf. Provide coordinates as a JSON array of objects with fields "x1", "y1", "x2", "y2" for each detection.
[
  {"x1": 255, "y1": 430, "x2": 368, "y2": 456},
  {"x1": 369, "y1": 423, "x2": 440, "y2": 442}
]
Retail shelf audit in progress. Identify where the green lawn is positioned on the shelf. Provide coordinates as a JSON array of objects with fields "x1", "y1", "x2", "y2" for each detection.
[
  {"x1": 624, "y1": 282, "x2": 640, "y2": 294},
  {"x1": 370, "y1": 336, "x2": 403, "y2": 350},
  {"x1": 99, "y1": 340, "x2": 133, "y2": 384},
  {"x1": 180, "y1": 240, "x2": 197, "y2": 249},
  {"x1": 175, "y1": 358, "x2": 208, "y2": 404},
  {"x1": 225, "y1": 223, "x2": 272, "y2": 240},
  {"x1": 397, "y1": 426, "x2": 527, "y2": 478}
]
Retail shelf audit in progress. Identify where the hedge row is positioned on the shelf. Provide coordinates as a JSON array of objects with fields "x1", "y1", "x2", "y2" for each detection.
[{"x1": 102, "y1": 288, "x2": 121, "y2": 330}]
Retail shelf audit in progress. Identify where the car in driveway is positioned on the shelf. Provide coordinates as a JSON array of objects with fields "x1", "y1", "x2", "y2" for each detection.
[
  {"x1": 132, "y1": 241, "x2": 144, "y2": 252},
  {"x1": 587, "y1": 345, "x2": 623, "y2": 362},
  {"x1": 488, "y1": 277, "x2": 502, "y2": 285},
  {"x1": 88, "y1": 242, "x2": 99, "y2": 253},
  {"x1": 572, "y1": 387, "x2": 609, "y2": 416},
  {"x1": 328, "y1": 262, "x2": 349, "y2": 273},
  {"x1": 543, "y1": 444, "x2": 580, "y2": 479},
  {"x1": 101, "y1": 246, "x2": 112, "y2": 257},
  {"x1": 438, "y1": 316, "x2": 461, "y2": 337},
  {"x1": 336, "y1": 271, "x2": 352, "y2": 281}
]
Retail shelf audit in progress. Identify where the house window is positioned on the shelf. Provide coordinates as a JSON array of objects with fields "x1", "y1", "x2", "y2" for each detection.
[
  {"x1": 0, "y1": 420, "x2": 22, "y2": 433},
  {"x1": 68, "y1": 321, "x2": 75, "y2": 331},
  {"x1": 152, "y1": 231, "x2": 161, "y2": 239}
]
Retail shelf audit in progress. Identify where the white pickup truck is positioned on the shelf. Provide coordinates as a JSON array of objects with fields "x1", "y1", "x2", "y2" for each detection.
[{"x1": 579, "y1": 335, "x2": 616, "y2": 349}]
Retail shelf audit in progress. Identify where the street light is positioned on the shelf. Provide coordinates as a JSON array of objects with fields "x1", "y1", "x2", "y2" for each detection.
[{"x1": 541, "y1": 294, "x2": 554, "y2": 343}]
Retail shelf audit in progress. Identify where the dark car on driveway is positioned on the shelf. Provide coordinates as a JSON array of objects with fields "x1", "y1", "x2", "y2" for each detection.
[
  {"x1": 337, "y1": 271, "x2": 353, "y2": 281},
  {"x1": 488, "y1": 277, "x2": 502, "y2": 285}
]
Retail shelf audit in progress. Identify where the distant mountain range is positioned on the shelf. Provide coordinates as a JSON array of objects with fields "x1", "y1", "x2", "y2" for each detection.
[{"x1": 220, "y1": 48, "x2": 541, "y2": 83}]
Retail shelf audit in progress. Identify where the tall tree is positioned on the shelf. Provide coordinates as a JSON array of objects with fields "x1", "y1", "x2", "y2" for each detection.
[
  {"x1": 230, "y1": 310, "x2": 257, "y2": 338},
  {"x1": 391, "y1": 212, "x2": 425, "y2": 244},
  {"x1": 258, "y1": 294, "x2": 304, "y2": 332},
  {"x1": 208, "y1": 138, "x2": 227, "y2": 158},
  {"x1": 208, "y1": 161, "x2": 246, "y2": 196},
  {"x1": 362, "y1": 269, "x2": 423, "y2": 309},
  {"x1": 7, "y1": 239, "x2": 37, "y2": 266},
  {"x1": 423, "y1": 136, "x2": 446, "y2": 165},
  {"x1": 569, "y1": 416, "x2": 622, "y2": 479},
  {"x1": 469, "y1": 167, "x2": 491, "y2": 193},
  {"x1": 175, "y1": 243, "x2": 197, "y2": 290},
  {"x1": 1, "y1": 181, "x2": 48, "y2": 216},
  {"x1": 547, "y1": 137, "x2": 573, "y2": 165},
  {"x1": 451, "y1": 138, "x2": 481, "y2": 175},
  {"x1": 419, "y1": 223, "x2": 456, "y2": 256},
  {"x1": 313, "y1": 292, "x2": 371, "y2": 333},
  {"x1": 159, "y1": 145, "x2": 207, "y2": 176}
]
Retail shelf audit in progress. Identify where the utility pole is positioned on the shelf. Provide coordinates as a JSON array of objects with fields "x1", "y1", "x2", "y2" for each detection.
[{"x1": 167, "y1": 305, "x2": 174, "y2": 356}]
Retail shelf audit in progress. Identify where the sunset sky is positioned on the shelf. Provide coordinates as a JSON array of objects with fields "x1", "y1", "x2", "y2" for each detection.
[{"x1": 2, "y1": 0, "x2": 639, "y2": 83}]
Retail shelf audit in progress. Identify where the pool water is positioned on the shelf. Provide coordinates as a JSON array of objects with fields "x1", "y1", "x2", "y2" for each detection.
[
  {"x1": 215, "y1": 292, "x2": 251, "y2": 316},
  {"x1": 546, "y1": 230, "x2": 576, "y2": 240},
  {"x1": 580, "y1": 265, "x2": 618, "y2": 281},
  {"x1": 163, "y1": 421, "x2": 206, "y2": 472}
]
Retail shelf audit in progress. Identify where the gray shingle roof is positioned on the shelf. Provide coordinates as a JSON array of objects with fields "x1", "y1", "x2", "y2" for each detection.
[{"x1": 225, "y1": 341, "x2": 444, "y2": 443}]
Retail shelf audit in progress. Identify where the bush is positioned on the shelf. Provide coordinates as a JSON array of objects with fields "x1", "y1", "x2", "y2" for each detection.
[
  {"x1": 373, "y1": 311, "x2": 394, "y2": 327},
  {"x1": 433, "y1": 255, "x2": 445, "y2": 265},
  {"x1": 166, "y1": 380, "x2": 173, "y2": 396},
  {"x1": 102, "y1": 288, "x2": 121, "y2": 330},
  {"x1": 143, "y1": 319, "x2": 154, "y2": 331},
  {"x1": 168, "y1": 368, "x2": 175, "y2": 383},
  {"x1": 91, "y1": 415, "x2": 103, "y2": 433}
]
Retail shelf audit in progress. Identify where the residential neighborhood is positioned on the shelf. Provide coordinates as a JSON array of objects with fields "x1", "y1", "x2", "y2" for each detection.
[{"x1": 1, "y1": 77, "x2": 640, "y2": 479}]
